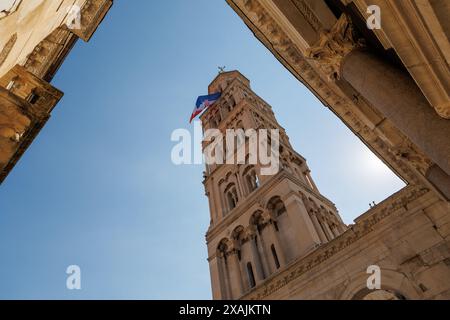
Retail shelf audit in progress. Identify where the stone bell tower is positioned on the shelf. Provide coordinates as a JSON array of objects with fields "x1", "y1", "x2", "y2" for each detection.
[{"x1": 200, "y1": 70, "x2": 346, "y2": 300}]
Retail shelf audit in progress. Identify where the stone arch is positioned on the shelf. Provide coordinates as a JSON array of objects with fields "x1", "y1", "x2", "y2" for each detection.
[
  {"x1": 266, "y1": 196, "x2": 287, "y2": 217},
  {"x1": 242, "y1": 165, "x2": 259, "y2": 194},
  {"x1": 249, "y1": 210, "x2": 264, "y2": 226},
  {"x1": 339, "y1": 269, "x2": 421, "y2": 300},
  {"x1": 231, "y1": 225, "x2": 246, "y2": 245},
  {"x1": 217, "y1": 238, "x2": 232, "y2": 256},
  {"x1": 225, "y1": 171, "x2": 233, "y2": 181}
]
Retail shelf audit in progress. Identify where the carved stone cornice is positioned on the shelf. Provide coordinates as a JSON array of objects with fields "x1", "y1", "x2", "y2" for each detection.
[
  {"x1": 71, "y1": 0, "x2": 113, "y2": 42},
  {"x1": 0, "y1": 65, "x2": 63, "y2": 183},
  {"x1": 227, "y1": 0, "x2": 431, "y2": 188},
  {"x1": 24, "y1": 27, "x2": 77, "y2": 81},
  {"x1": 306, "y1": 14, "x2": 365, "y2": 81},
  {"x1": 23, "y1": 0, "x2": 113, "y2": 80},
  {"x1": 291, "y1": 0, "x2": 322, "y2": 32}
]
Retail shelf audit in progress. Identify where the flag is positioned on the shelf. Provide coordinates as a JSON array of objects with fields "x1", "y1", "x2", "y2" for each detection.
[{"x1": 189, "y1": 92, "x2": 221, "y2": 123}]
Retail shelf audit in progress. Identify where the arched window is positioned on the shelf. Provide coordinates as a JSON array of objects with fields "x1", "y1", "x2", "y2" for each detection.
[
  {"x1": 250, "y1": 210, "x2": 265, "y2": 233},
  {"x1": 227, "y1": 191, "x2": 237, "y2": 210},
  {"x1": 271, "y1": 244, "x2": 280, "y2": 269},
  {"x1": 217, "y1": 241, "x2": 229, "y2": 259},
  {"x1": 225, "y1": 183, "x2": 239, "y2": 212},
  {"x1": 246, "y1": 262, "x2": 256, "y2": 288},
  {"x1": 243, "y1": 167, "x2": 259, "y2": 194},
  {"x1": 230, "y1": 96, "x2": 236, "y2": 108},
  {"x1": 267, "y1": 196, "x2": 287, "y2": 217}
]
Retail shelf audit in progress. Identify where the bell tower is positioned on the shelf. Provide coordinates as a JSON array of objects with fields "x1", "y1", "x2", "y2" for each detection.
[{"x1": 200, "y1": 71, "x2": 347, "y2": 300}]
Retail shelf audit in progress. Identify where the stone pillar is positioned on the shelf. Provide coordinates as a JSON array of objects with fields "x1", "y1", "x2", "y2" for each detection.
[
  {"x1": 218, "y1": 185, "x2": 227, "y2": 218},
  {"x1": 283, "y1": 194, "x2": 321, "y2": 254},
  {"x1": 269, "y1": 223, "x2": 287, "y2": 267},
  {"x1": 310, "y1": 212, "x2": 328, "y2": 243},
  {"x1": 209, "y1": 255, "x2": 225, "y2": 300},
  {"x1": 307, "y1": 14, "x2": 450, "y2": 197},
  {"x1": 331, "y1": 225, "x2": 340, "y2": 237},
  {"x1": 341, "y1": 49, "x2": 450, "y2": 178},
  {"x1": 227, "y1": 249, "x2": 244, "y2": 299},
  {"x1": 320, "y1": 217, "x2": 335, "y2": 241},
  {"x1": 249, "y1": 236, "x2": 266, "y2": 282},
  {"x1": 218, "y1": 255, "x2": 231, "y2": 299},
  {"x1": 210, "y1": 177, "x2": 223, "y2": 222},
  {"x1": 255, "y1": 230, "x2": 271, "y2": 277},
  {"x1": 234, "y1": 172, "x2": 245, "y2": 200}
]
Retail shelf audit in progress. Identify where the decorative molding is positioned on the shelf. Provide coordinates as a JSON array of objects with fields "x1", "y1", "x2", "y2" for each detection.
[
  {"x1": 0, "y1": 33, "x2": 17, "y2": 68},
  {"x1": 306, "y1": 14, "x2": 365, "y2": 80},
  {"x1": 24, "y1": 27, "x2": 77, "y2": 80},
  {"x1": 71, "y1": 0, "x2": 113, "y2": 42},
  {"x1": 291, "y1": 0, "x2": 322, "y2": 32},
  {"x1": 0, "y1": 65, "x2": 63, "y2": 183},
  {"x1": 227, "y1": 0, "x2": 430, "y2": 188}
]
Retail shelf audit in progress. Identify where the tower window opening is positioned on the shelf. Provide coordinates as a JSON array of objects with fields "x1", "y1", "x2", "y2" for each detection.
[
  {"x1": 246, "y1": 262, "x2": 256, "y2": 288},
  {"x1": 225, "y1": 184, "x2": 239, "y2": 212},
  {"x1": 268, "y1": 196, "x2": 287, "y2": 217},
  {"x1": 271, "y1": 244, "x2": 280, "y2": 269}
]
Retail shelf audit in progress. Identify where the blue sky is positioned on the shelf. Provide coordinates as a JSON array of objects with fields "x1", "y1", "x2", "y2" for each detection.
[{"x1": 0, "y1": 0, "x2": 404, "y2": 299}]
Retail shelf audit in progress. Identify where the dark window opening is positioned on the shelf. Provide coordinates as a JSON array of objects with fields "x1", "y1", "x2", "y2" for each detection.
[
  {"x1": 271, "y1": 244, "x2": 280, "y2": 269},
  {"x1": 247, "y1": 262, "x2": 256, "y2": 288}
]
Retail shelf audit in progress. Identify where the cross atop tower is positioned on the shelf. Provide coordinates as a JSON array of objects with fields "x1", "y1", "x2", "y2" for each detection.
[{"x1": 218, "y1": 66, "x2": 226, "y2": 73}]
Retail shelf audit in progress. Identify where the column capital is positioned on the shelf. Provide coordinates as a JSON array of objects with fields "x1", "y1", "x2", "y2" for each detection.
[{"x1": 306, "y1": 14, "x2": 365, "y2": 80}]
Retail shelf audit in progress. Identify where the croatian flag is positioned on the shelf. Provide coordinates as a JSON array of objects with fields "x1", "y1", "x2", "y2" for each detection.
[{"x1": 189, "y1": 92, "x2": 221, "y2": 123}]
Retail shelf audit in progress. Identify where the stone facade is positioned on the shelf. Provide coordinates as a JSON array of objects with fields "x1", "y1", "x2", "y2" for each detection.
[
  {"x1": 0, "y1": 0, "x2": 112, "y2": 184},
  {"x1": 217, "y1": 0, "x2": 450, "y2": 299},
  {"x1": 203, "y1": 70, "x2": 450, "y2": 300},
  {"x1": 203, "y1": 71, "x2": 347, "y2": 300}
]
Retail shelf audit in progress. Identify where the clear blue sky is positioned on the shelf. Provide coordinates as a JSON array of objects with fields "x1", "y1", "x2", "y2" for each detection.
[{"x1": 0, "y1": 0, "x2": 404, "y2": 299}]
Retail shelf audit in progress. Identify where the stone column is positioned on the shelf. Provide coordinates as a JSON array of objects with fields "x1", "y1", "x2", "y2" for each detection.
[
  {"x1": 331, "y1": 225, "x2": 340, "y2": 237},
  {"x1": 320, "y1": 217, "x2": 335, "y2": 241},
  {"x1": 310, "y1": 212, "x2": 328, "y2": 243},
  {"x1": 342, "y1": 49, "x2": 450, "y2": 177},
  {"x1": 209, "y1": 255, "x2": 226, "y2": 300},
  {"x1": 227, "y1": 249, "x2": 244, "y2": 299},
  {"x1": 218, "y1": 185, "x2": 227, "y2": 218},
  {"x1": 249, "y1": 235, "x2": 266, "y2": 282},
  {"x1": 283, "y1": 194, "x2": 322, "y2": 254},
  {"x1": 234, "y1": 172, "x2": 245, "y2": 199},
  {"x1": 255, "y1": 229, "x2": 271, "y2": 277},
  {"x1": 268, "y1": 223, "x2": 287, "y2": 267},
  {"x1": 218, "y1": 255, "x2": 231, "y2": 299},
  {"x1": 308, "y1": 14, "x2": 450, "y2": 198}
]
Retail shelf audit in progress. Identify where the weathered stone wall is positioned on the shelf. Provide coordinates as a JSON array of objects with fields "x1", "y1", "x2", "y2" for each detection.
[
  {"x1": 242, "y1": 186, "x2": 450, "y2": 300},
  {"x1": 0, "y1": 0, "x2": 112, "y2": 183}
]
